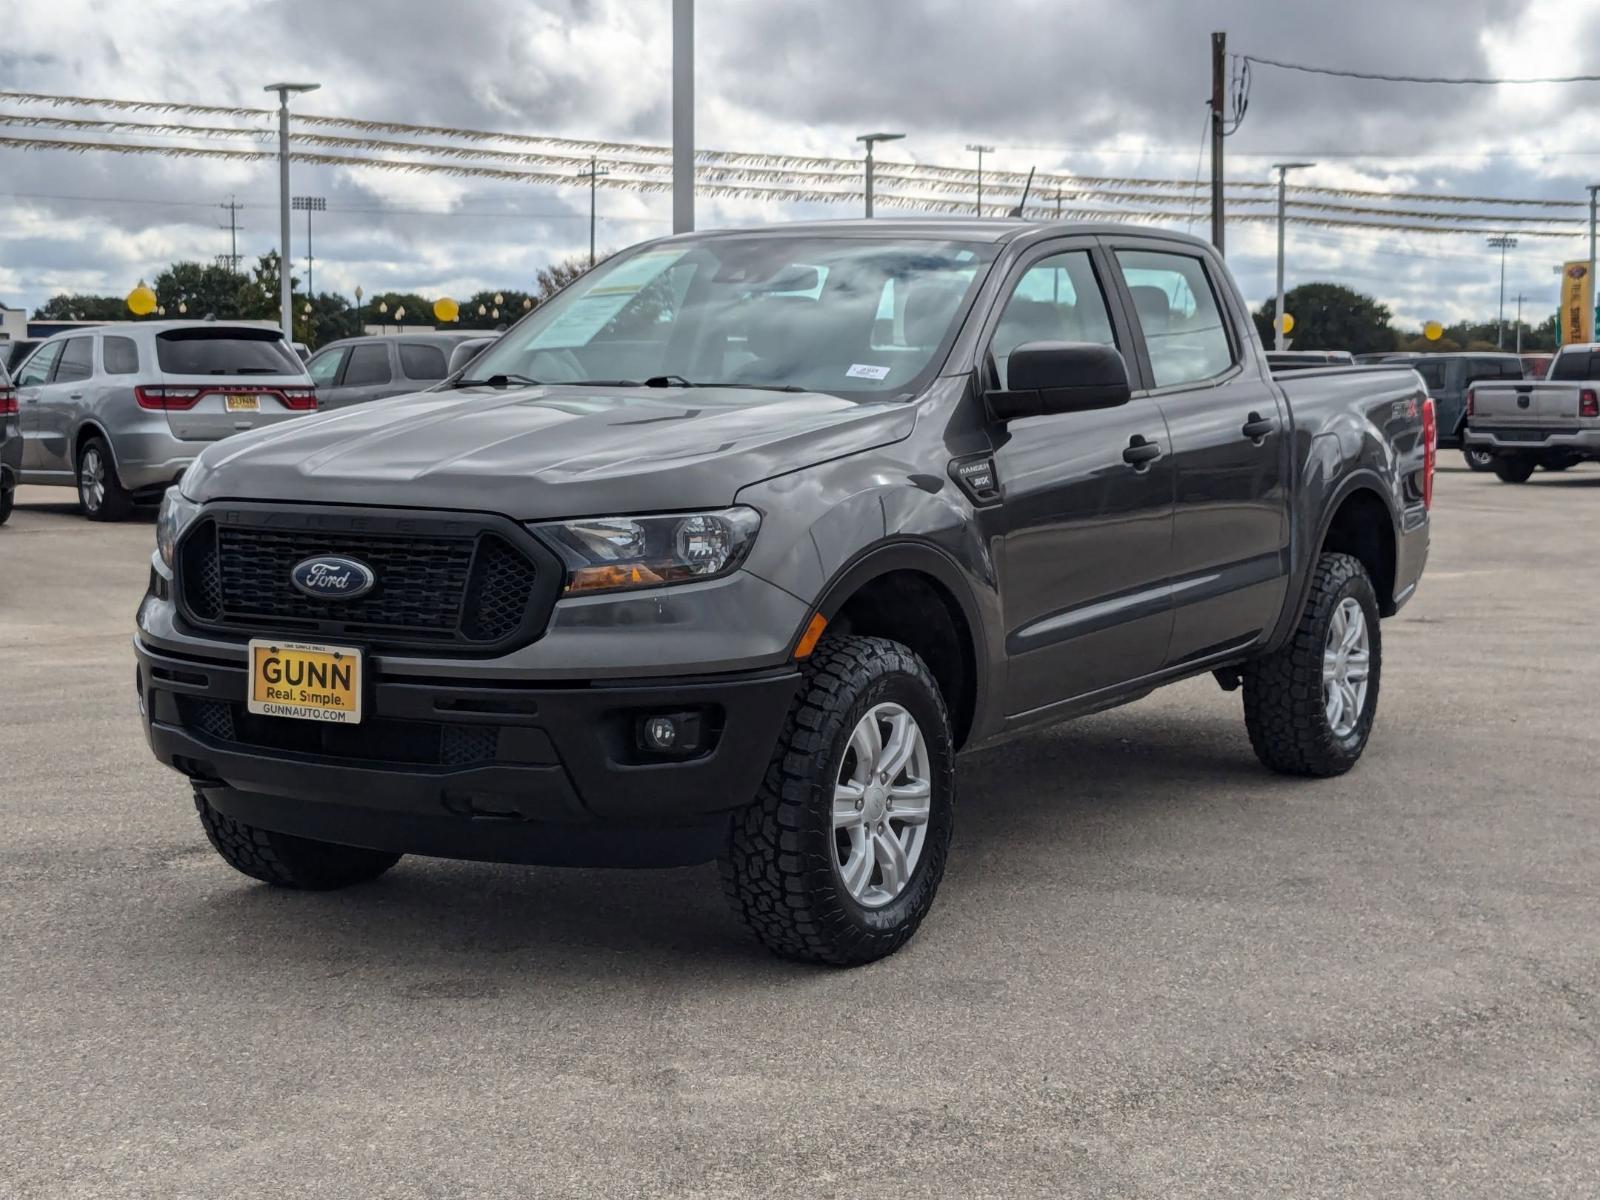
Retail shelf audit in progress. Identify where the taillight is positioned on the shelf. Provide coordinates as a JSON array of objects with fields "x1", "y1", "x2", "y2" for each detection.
[
  {"x1": 280, "y1": 388, "x2": 318, "y2": 411},
  {"x1": 1421, "y1": 396, "x2": 1437, "y2": 511},
  {"x1": 1582, "y1": 388, "x2": 1599, "y2": 418},
  {"x1": 0, "y1": 386, "x2": 15, "y2": 416},
  {"x1": 1465, "y1": 388, "x2": 1475, "y2": 417},
  {"x1": 135, "y1": 386, "x2": 202, "y2": 411}
]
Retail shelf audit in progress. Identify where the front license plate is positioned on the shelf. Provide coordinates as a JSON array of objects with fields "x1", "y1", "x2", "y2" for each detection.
[
  {"x1": 247, "y1": 639, "x2": 363, "y2": 723},
  {"x1": 225, "y1": 393, "x2": 260, "y2": 412}
]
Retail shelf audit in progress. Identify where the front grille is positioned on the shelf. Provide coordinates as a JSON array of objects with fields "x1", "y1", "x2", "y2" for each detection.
[
  {"x1": 177, "y1": 697, "x2": 500, "y2": 768},
  {"x1": 176, "y1": 507, "x2": 559, "y2": 652}
]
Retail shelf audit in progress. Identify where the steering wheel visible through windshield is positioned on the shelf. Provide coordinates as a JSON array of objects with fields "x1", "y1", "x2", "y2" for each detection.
[{"x1": 463, "y1": 235, "x2": 999, "y2": 399}]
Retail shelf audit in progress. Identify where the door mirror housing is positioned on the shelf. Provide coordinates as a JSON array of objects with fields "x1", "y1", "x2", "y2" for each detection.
[{"x1": 986, "y1": 341, "x2": 1132, "y2": 422}]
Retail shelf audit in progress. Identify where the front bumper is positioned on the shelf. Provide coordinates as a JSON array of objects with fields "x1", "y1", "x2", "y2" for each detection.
[
  {"x1": 135, "y1": 637, "x2": 799, "y2": 867},
  {"x1": 1463, "y1": 426, "x2": 1600, "y2": 455}
]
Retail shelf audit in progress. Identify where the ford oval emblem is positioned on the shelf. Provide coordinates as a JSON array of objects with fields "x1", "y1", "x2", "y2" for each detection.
[{"x1": 290, "y1": 555, "x2": 376, "y2": 601}]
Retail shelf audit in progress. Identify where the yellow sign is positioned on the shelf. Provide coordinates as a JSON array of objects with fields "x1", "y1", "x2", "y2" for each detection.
[
  {"x1": 433, "y1": 296, "x2": 459, "y2": 323},
  {"x1": 248, "y1": 640, "x2": 363, "y2": 724},
  {"x1": 126, "y1": 285, "x2": 157, "y2": 316},
  {"x1": 1423, "y1": 320, "x2": 1443, "y2": 341},
  {"x1": 1279, "y1": 313, "x2": 1295, "y2": 335},
  {"x1": 1561, "y1": 261, "x2": 1593, "y2": 345}
]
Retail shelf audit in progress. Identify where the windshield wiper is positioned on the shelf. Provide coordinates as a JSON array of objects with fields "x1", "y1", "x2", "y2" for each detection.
[
  {"x1": 449, "y1": 372, "x2": 543, "y2": 389},
  {"x1": 690, "y1": 382, "x2": 810, "y2": 393}
]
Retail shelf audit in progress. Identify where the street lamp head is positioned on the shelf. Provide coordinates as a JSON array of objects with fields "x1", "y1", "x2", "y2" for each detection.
[
  {"x1": 966, "y1": 143, "x2": 996, "y2": 153},
  {"x1": 264, "y1": 82, "x2": 320, "y2": 96},
  {"x1": 291, "y1": 195, "x2": 327, "y2": 211},
  {"x1": 856, "y1": 132, "x2": 905, "y2": 146},
  {"x1": 1272, "y1": 161, "x2": 1316, "y2": 173}
]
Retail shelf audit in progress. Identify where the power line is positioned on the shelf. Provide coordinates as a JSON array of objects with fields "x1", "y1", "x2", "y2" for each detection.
[{"x1": 1242, "y1": 54, "x2": 1600, "y2": 86}]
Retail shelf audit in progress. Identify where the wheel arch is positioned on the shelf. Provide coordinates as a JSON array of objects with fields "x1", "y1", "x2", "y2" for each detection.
[{"x1": 72, "y1": 418, "x2": 119, "y2": 474}]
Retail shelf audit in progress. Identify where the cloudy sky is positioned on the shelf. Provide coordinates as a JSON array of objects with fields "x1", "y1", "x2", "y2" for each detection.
[{"x1": 4, "y1": 0, "x2": 1599, "y2": 329}]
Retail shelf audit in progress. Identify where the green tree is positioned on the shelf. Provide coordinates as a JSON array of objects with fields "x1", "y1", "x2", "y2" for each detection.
[
  {"x1": 234, "y1": 252, "x2": 302, "y2": 321},
  {"x1": 31, "y1": 293, "x2": 127, "y2": 321},
  {"x1": 1254, "y1": 283, "x2": 1397, "y2": 356},
  {"x1": 461, "y1": 289, "x2": 536, "y2": 329},
  {"x1": 366, "y1": 291, "x2": 431, "y2": 326},
  {"x1": 152, "y1": 261, "x2": 247, "y2": 320},
  {"x1": 536, "y1": 256, "x2": 591, "y2": 301}
]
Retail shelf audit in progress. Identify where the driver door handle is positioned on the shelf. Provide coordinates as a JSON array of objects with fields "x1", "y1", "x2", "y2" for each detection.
[
  {"x1": 1122, "y1": 434, "x2": 1163, "y2": 467},
  {"x1": 1241, "y1": 412, "x2": 1276, "y2": 441}
]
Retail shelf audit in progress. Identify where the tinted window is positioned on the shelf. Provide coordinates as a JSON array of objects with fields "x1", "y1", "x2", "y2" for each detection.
[
  {"x1": 399, "y1": 343, "x2": 447, "y2": 380},
  {"x1": 154, "y1": 329, "x2": 302, "y2": 376},
  {"x1": 54, "y1": 337, "x2": 94, "y2": 383},
  {"x1": 103, "y1": 336, "x2": 139, "y2": 375},
  {"x1": 17, "y1": 341, "x2": 62, "y2": 387},
  {"x1": 1549, "y1": 351, "x2": 1594, "y2": 381},
  {"x1": 1464, "y1": 357, "x2": 1516, "y2": 386},
  {"x1": 343, "y1": 343, "x2": 392, "y2": 386},
  {"x1": 991, "y1": 250, "x2": 1116, "y2": 389},
  {"x1": 307, "y1": 347, "x2": 346, "y2": 386},
  {"x1": 1413, "y1": 359, "x2": 1448, "y2": 390},
  {"x1": 1115, "y1": 249, "x2": 1234, "y2": 388}
]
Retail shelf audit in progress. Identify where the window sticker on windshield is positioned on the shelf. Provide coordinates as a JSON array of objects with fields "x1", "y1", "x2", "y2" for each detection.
[
  {"x1": 530, "y1": 250, "x2": 688, "y2": 349},
  {"x1": 846, "y1": 363, "x2": 891, "y2": 380}
]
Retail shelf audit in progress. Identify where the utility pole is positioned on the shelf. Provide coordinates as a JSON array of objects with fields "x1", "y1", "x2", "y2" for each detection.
[
  {"x1": 1587, "y1": 184, "x2": 1599, "y2": 341},
  {"x1": 1486, "y1": 233, "x2": 1518, "y2": 348},
  {"x1": 856, "y1": 132, "x2": 904, "y2": 218},
  {"x1": 672, "y1": 0, "x2": 694, "y2": 233},
  {"x1": 218, "y1": 195, "x2": 243, "y2": 273},
  {"x1": 576, "y1": 157, "x2": 610, "y2": 267},
  {"x1": 1272, "y1": 161, "x2": 1314, "y2": 351},
  {"x1": 967, "y1": 144, "x2": 995, "y2": 216},
  {"x1": 1515, "y1": 293, "x2": 1525, "y2": 353},
  {"x1": 292, "y1": 195, "x2": 325, "y2": 296},
  {"x1": 1209, "y1": 30, "x2": 1226, "y2": 255},
  {"x1": 264, "y1": 81, "x2": 320, "y2": 337}
]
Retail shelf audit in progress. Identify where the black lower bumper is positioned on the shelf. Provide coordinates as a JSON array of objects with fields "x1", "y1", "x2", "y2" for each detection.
[{"x1": 135, "y1": 638, "x2": 799, "y2": 867}]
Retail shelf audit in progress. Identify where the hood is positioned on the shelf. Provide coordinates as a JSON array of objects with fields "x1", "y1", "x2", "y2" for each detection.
[{"x1": 183, "y1": 383, "x2": 917, "y2": 518}]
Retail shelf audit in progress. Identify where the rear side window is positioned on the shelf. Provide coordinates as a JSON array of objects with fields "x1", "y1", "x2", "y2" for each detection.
[
  {"x1": 155, "y1": 329, "x2": 302, "y2": 376},
  {"x1": 1549, "y1": 351, "x2": 1594, "y2": 381},
  {"x1": 1413, "y1": 359, "x2": 1447, "y2": 390},
  {"x1": 54, "y1": 337, "x2": 95, "y2": 383},
  {"x1": 399, "y1": 343, "x2": 447, "y2": 380},
  {"x1": 103, "y1": 336, "x2": 140, "y2": 375},
  {"x1": 1115, "y1": 249, "x2": 1235, "y2": 388},
  {"x1": 343, "y1": 343, "x2": 392, "y2": 386}
]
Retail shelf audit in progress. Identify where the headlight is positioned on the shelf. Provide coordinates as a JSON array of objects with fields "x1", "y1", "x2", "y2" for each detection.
[
  {"x1": 533, "y1": 507, "x2": 761, "y2": 595},
  {"x1": 156, "y1": 487, "x2": 201, "y2": 569}
]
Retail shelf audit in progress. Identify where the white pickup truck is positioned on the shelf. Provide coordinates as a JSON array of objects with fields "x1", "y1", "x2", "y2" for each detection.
[{"x1": 1463, "y1": 342, "x2": 1600, "y2": 482}]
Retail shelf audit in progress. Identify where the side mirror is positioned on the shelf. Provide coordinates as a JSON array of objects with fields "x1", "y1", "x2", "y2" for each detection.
[{"x1": 986, "y1": 341, "x2": 1132, "y2": 422}]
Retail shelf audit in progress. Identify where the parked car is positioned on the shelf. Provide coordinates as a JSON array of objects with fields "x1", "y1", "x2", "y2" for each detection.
[
  {"x1": 137, "y1": 220, "x2": 1430, "y2": 965},
  {"x1": 1464, "y1": 341, "x2": 1600, "y2": 481},
  {"x1": 13, "y1": 320, "x2": 316, "y2": 520},
  {"x1": 1403, "y1": 352, "x2": 1526, "y2": 468},
  {"x1": 0, "y1": 360, "x2": 18, "y2": 525},
  {"x1": 305, "y1": 332, "x2": 484, "y2": 409},
  {"x1": 1266, "y1": 350, "x2": 1355, "y2": 371},
  {"x1": 3, "y1": 338, "x2": 44, "y2": 375},
  {"x1": 447, "y1": 336, "x2": 496, "y2": 377}
]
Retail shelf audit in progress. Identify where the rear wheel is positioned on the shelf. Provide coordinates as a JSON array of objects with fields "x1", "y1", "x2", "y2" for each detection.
[
  {"x1": 77, "y1": 436, "x2": 133, "y2": 520},
  {"x1": 0, "y1": 487, "x2": 12, "y2": 526},
  {"x1": 193, "y1": 787, "x2": 401, "y2": 889},
  {"x1": 1492, "y1": 455, "x2": 1537, "y2": 484},
  {"x1": 720, "y1": 634, "x2": 955, "y2": 966},
  {"x1": 1462, "y1": 447, "x2": 1495, "y2": 472},
  {"x1": 1540, "y1": 453, "x2": 1581, "y2": 472}
]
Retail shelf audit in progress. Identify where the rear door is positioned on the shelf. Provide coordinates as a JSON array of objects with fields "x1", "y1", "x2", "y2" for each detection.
[
  {"x1": 1107, "y1": 239, "x2": 1290, "y2": 666},
  {"x1": 14, "y1": 341, "x2": 63, "y2": 472},
  {"x1": 154, "y1": 327, "x2": 311, "y2": 441}
]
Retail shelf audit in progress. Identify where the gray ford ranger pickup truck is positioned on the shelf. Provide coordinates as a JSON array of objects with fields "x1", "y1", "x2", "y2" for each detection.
[{"x1": 136, "y1": 221, "x2": 1432, "y2": 965}]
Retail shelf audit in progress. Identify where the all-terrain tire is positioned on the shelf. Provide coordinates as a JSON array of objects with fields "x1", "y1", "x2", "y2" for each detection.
[
  {"x1": 1242, "y1": 552, "x2": 1381, "y2": 778},
  {"x1": 720, "y1": 634, "x2": 955, "y2": 967},
  {"x1": 193, "y1": 787, "x2": 401, "y2": 889},
  {"x1": 1493, "y1": 456, "x2": 1537, "y2": 484},
  {"x1": 77, "y1": 435, "x2": 133, "y2": 521}
]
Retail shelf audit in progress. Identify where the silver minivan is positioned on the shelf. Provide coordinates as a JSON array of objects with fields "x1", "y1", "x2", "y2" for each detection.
[{"x1": 14, "y1": 320, "x2": 316, "y2": 520}]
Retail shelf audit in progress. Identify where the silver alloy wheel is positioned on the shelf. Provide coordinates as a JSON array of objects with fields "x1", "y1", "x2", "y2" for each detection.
[
  {"x1": 832, "y1": 701, "x2": 932, "y2": 909},
  {"x1": 1323, "y1": 596, "x2": 1371, "y2": 738},
  {"x1": 79, "y1": 446, "x2": 105, "y2": 512}
]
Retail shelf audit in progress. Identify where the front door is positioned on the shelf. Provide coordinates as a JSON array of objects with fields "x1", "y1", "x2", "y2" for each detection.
[
  {"x1": 14, "y1": 341, "x2": 63, "y2": 474},
  {"x1": 986, "y1": 243, "x2": 1176, "y2": 716},
  {"x1": 1108, "y1": 242, "x2": 1290, "y2": 666},
  {"x1": 39, "y1": 336, "x2": 95, "y2": 474}
]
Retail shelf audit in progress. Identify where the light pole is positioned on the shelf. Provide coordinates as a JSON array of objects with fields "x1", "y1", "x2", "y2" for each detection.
[
  {"x1": 672, "y1": 0, "x2": 694, "y2": 233},
  {"x1": 292, "y1": 195, "x2": 325, "y2": 296},
  {"x1": 576, "y1": 157, "x2": 610, "y2": 267},
  {"x1": 1515, "y1": 293, "x2": 1525, "y2": 353},
  {"x1": 1271, "y1": 161, "x2": 1315, "y2": 351},
  {"x1": 264, "y1": 81, "x2": 320, "y2": 337},
  {"x1": 354, "y1": 285, "x2": 363, "y2": 335},
  {"x1": 1587, "y1": 184, "x2": 1599, "y2": 341},
  {"x1": 1486, "y1": 234, "x2": 1518, "y2": 349},
  {"x1": 966, "y1": 144, "x2": 995, "y2": 216},
  {"x1": 856, "y1": 132, "x2": 904, "y2": 219}
]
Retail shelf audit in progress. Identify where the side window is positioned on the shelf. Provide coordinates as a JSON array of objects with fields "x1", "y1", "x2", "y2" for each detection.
[
  {"x1": 1114, "y1": 249, "x2": 1235, "y2": 388},
  {"x1": 103, "y1": 336, "x2": 140, "y2": 375},
  {"x1": 54, "y1": 337, "x2": 95, "y2": 384},
  {"x1": 399, "y1": 343, "x2": 447, "y2": 381},
  {"x1": 343, "y1": 343, "x2": 392, "y2": 386},
  {"x1": 307, "y1": 347, "x2": 347, "y2": 386},
  {"x1": 1413, "y1": 359, "x2": 1447, "y2": 390},
  {"x1": 17, "y1": 342, "x2": 62, "y2": 387},
  {"x1": 1503, "y1": 358, "x2": 1528, "y2": 379},
  {"x1": 989, "y1": 250, "x2": 1116, "y2": 389}
]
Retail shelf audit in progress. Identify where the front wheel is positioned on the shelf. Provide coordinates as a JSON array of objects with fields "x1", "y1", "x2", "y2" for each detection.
[
  {"x1": 1242, "y1": 552, "x2": 1381, "y2": 778},
  {"x1": 1492, "y1": 456, "x2": 1537, "y2": 484},
  {"x1": 721, "y1": 634, "x2": 955, "y2": 966},
  {"x1": 194, "y1": 788, "x2": 401, "y2": 889},
  {"x1": 1462, "y1": 446, "x2": 1495, "y2": 472}
]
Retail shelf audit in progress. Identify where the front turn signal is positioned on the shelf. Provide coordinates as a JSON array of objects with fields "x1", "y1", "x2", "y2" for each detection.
[{"x1": 794, "y1": 613, "x2": 828, "y2": 659}]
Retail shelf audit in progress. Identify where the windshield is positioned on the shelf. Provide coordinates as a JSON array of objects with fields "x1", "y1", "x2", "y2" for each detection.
[{"x1": 465, "y1": 235, "x2": 998, "y2": 398}]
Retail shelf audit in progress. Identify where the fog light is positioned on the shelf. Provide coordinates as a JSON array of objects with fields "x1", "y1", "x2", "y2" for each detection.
[
  {"x1": 644, "y1": 716, "x2": 678, "y2": 750},
  {"x1": 635, "y1": 711, "x2": 706, "y2": 757}
]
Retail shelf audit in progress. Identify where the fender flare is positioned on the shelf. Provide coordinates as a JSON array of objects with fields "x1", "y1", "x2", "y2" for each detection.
[
  {"x1": 71, "y1": 418, "x2": 119, "y2": 475},
  {"x1": 1272, "y1": 467, "x2": 1402, "y2": 646}
]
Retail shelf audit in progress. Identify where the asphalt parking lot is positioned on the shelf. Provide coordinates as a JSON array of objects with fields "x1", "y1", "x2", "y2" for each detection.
[{"x1": 2, "y1": 465, "x2": 1596, "y2": 1199}]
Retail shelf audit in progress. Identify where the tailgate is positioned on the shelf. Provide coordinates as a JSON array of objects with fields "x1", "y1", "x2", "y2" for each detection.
[
  {"x1": 153, "y1": 326, "x2": 313, "y2": 441},
  {"x1": 1470, "y1": 381, "x2": 1572, "y2": 430},
  {"x1": 161, "y1": 381, "x2": 314, "y2": 441}
]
